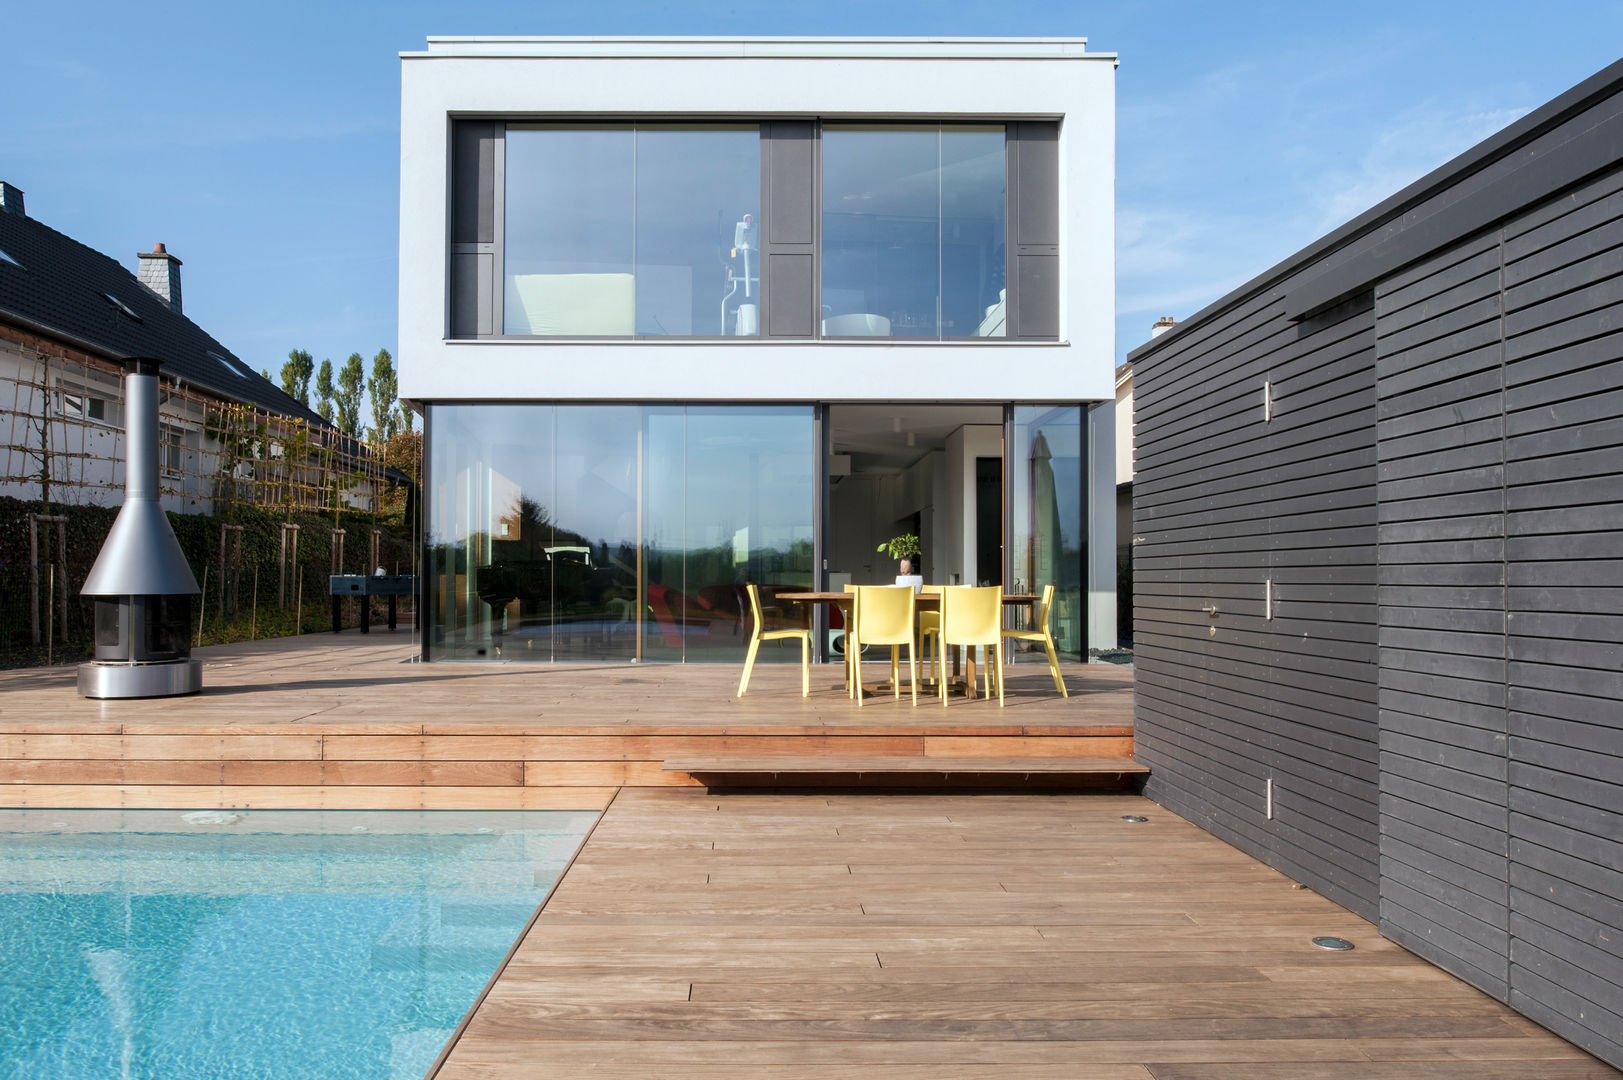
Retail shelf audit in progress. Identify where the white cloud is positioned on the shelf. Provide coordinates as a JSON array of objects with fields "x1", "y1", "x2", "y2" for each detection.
[{"x1": 1312, "y1": 103, "x2": 1530, "y2": 234}]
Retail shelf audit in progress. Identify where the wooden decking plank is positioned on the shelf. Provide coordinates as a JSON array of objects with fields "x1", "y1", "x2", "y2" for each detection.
[
  {"x1": 663, "y1": 755, "x2": 1147, "y2": 774},
  {"x1": 1145, "y1": 1063, "x2": 1620, "y2": 1079},
  {"x1": 427, "y1": 790, "x2": 1619, "y2": 1077},
  {"x1": 438, "y1": 1064, "x2": 1151, "y2": 1080},
  {"x1": 0, "y1": 632, "x2": 1135, "y2": 807}
]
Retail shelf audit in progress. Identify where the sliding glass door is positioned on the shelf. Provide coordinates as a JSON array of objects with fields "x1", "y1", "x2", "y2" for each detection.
[
  {"x1": 1010, "y1": 405, "x2": 1085, "y2": 660},
  {"x1": 427, "y1": 404, "x2": 814, "y2": 662}
]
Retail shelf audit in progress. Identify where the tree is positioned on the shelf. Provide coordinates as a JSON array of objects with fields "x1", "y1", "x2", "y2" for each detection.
[
  {"x1": 398, "y1": 399, "x2": 415, "y2": 434},
  {"x1": 335, "y1": 352, "x2": 366, "y2": 437},
  {"x1": 280, "y1": 349, "x2": 314, "y2": 406},
  {"x1": 367, "y1": 347, "x2": 398, "y2": 440},
  {"x1": 380, "y1": 429, "x2": 423, "y2": 524},
  {"x1": 314, "y1": 359, "x2": 336, "y2": 424}
]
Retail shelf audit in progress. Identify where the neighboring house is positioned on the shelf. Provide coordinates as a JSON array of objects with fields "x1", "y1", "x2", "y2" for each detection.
[
  {"x1": 1128, "y1": 61, "x2": 1623, "y2": 1069},
  {"x1": 0, "y1": 182, "x2": 376, "y2": 515},
  {"x1": 398, "y1": 37, "x2": 1119, "y2": 663},
  {"x1": 1113, "y1": 315, "x2": 1175, "y2": 647}
]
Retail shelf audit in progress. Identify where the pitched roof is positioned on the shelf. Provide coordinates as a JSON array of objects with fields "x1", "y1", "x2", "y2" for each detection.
[{"x1": 0, "y1": 202, "x2": 326, "y2": 426}]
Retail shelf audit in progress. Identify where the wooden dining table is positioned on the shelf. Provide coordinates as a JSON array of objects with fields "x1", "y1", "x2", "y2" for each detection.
[{"x1": 781, "y1": 590, "x2": 1039, "y2": 698}]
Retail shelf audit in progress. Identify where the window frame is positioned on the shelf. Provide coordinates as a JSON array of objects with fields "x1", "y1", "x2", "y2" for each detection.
[
  {"x1": 449, "y1": 116, "x2": 1059, "y2": 343},
  {"x1": 817, "y1": 121, "x2": 1010, "y2": 342}
]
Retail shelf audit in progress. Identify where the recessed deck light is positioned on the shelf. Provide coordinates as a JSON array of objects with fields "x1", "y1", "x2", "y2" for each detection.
[
  {"x1": 1312, "y1": 936, "x2": 1354, "y2": 951},
  {"x1": 1121, "y1": 814, "x2": 1148, "y2": 822}
]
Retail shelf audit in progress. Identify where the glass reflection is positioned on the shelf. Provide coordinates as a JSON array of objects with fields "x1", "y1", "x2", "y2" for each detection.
[
  {"x1": 503, "y1": 125, "x2": 761, "y2": 337},
  {"x1": 642, "y1": 407, "x2": 686, "y2": 663},
  {"x1": 427, "y1": 406, "x2": 556, "y2": 661},
  {"x1": 553, "y1": 408, "x2": 640, "y2": 660},
  {"x1": 428, "y1": 405, "x2": 813, "y2": 662},
  {"x1": 504, "y1": 126, "x2": 634, "y2": 336},
  {"x1": 821, "y1": 125, "x2": 1006, "y2": 340},
  {"x1": 635, "y1": 127, "x2": 762, "y2": 337},
  {"x1": 1011, "y1": 406, "x2": 1084, "y2": 660},
  {"x1": 942, "y1": 128, "x2": 1007, "y2": 338},
  {"x1": 679, "y1": 407, "x2": 815, "y2": 659}
]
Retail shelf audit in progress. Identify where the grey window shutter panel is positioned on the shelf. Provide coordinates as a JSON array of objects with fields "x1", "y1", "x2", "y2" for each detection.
[
  {"x1": 450, "y1": 121, "x2": 498, "y2": 338},
  {"x1": 764, "y1": 121, "x2": 816, "y2": 337},
  {"x1": 452, "y1": 121, "x2": 496, "y2": 245},
  {"x1": 1009, "y1": 121, "x2": 1060, "y2": 339}
]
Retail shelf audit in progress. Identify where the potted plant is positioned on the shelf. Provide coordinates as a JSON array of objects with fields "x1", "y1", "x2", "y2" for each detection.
[{"x1": 877, "y1": 533, "x2": 922, "y2": 577}]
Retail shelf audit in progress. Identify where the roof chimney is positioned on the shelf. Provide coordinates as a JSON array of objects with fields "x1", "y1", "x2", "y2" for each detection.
[
  {"x1": 0, "y1": 182, "x2": 24, "y2": 217},
  {"x1": 137, "y1": 243, "x2": 183, "y2": 314},
  {"x1": 1151, "y1": 316, "x2": 1178, "y2": 337}
]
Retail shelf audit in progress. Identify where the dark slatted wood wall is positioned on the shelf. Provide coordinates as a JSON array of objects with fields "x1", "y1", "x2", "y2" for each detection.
[
  {"x1": 1373, "y1": 162, "x2": 1623, "y2": 1065},
  {"x1": 1500, "y1": 163, "x2": 1623, "y2": 1066},
  {"x1": 1133, "y1": 288, "x2": 1381, "y2": 921},
  {"x1": 1374, "y1": 231, "x2": 1511, "y2": 997},
  {"x1": 1131, "y1": 64, "x2": 1623, "y2": 1070}
]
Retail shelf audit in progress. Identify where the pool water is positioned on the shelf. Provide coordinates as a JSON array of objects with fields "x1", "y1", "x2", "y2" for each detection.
[{"x1": 0, "y1": 809, "x2": 596, "y2": 1080}]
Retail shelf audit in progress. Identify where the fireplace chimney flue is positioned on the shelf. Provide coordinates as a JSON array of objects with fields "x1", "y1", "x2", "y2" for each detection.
[{"x1": 78, "y1": 357, "x2": 203, "y2": 698}]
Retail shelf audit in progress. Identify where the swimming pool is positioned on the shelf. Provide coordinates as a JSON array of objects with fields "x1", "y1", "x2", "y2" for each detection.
[{"x1": 0, "y1": 809, "x2": 597, "y2": 1080}]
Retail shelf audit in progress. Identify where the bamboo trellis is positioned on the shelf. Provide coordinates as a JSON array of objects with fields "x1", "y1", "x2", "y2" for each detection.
[{"x1": 1, "y1": 344, "x2": 389, "y2": 516}]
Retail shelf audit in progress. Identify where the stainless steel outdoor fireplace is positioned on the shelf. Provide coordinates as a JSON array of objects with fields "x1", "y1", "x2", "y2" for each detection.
[{"x1": 78, "y1": 357, "x2": 202, "y2": 698}]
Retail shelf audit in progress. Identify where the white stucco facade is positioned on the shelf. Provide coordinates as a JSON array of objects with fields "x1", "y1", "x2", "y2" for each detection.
[{"x1": 397, "y1": 37, "x2": 1116, "y2": 405}]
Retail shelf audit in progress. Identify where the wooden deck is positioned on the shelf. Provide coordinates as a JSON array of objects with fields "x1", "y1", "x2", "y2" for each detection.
[
  {"x1": 3, "y1": 634, "x2": 1615, "y2": 1074},
  {"x1": 430, "y1": 788, "x2": 1622, "y2": 1079},
  {"x1": 0, "y1": 630, "x2": 1135, "y2": 809}
]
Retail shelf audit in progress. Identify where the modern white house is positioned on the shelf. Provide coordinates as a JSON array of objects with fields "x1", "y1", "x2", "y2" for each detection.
[{"x1": 397, "y1": 36, "x2": 1118, "y2": 664}]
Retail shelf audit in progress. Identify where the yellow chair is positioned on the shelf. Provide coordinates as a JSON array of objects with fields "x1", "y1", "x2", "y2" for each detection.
[
  {"x1": 737, "y1": 583, "x2": 812, "y2": 698},
  {"x1": 939, "y1": 585, "x2": 1004, "y2": 707},
  {"x1": 1002, "y1": 584, "x2": 1067, "y2": 697},
  {"x1": 918, "y1": 584, "x2": 943, "y2": 685},
  {"x1": 850, "y1": 585, "x2": 918, "y2": 706}
]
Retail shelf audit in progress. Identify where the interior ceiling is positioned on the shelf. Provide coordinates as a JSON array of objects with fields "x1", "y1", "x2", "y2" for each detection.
[{"x1": 829, "y1": 404, "x2": 1003, "y2": 475}]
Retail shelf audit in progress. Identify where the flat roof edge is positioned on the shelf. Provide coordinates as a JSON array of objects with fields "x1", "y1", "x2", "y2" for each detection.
[
  {"x1": 404, "y1": 36, "x2": 1102, "y2": 61},
  {"x1": 1129, "y1": 55, "x2": 1623, "y2": 363}
]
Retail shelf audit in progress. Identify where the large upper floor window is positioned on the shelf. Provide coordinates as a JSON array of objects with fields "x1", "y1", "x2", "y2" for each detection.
[
  {"x1": 450, "y1": 118, "x2": 1057, "y2": 341},
  {"x1": 504, "y1": 124, "x2": 761, "y2": 337},
  {"x1": 821, "y1": 125, "x2": 1006, "y2": 339}
]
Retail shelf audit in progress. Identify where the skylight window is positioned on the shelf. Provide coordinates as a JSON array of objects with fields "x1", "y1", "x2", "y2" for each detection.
[
  {"x1": 101, "y1": 292, "x2": 143, "y2": 323},
  {"x1": 0, "y1": 247, "x2": 22, "y2": 269},
  {"x1": 208, "y1": 350, "x2": 252, "y2": 378}
]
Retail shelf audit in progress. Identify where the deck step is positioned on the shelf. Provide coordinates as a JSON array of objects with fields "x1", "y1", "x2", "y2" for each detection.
[{"x1": 662, "y1": 755, "x2": 1148, "y2": 792}]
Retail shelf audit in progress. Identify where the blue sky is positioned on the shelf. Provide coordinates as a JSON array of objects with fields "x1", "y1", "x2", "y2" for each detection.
[{"x1": 4, "y1": 1, "x2": 1620, "y2": 389}]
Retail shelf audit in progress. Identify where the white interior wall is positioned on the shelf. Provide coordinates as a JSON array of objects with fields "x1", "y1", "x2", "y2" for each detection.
[
  {"x1": 944, "y1": 424, "x2": 1002, "y2": 586},
  {"x1": 828, "y1": 475, "x2": 884, "y2": 584},
  {"x1": 828, "y1": 451, "x2": 948, "y2": 584}
]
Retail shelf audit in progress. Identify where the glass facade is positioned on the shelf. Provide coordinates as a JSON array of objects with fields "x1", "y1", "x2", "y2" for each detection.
[
  {"x1": 821, "y1": 125, "x2": 1007, "y2": 339},
  {"x1": 504, "y1": 125, "x2": 762, "y2": 337},
  {"x1": 427, "y1": 404, "x2": 814, "y2": 662},
  {"x1": 1010, "y1": 405, "x2": 1084, "y2": 660}
]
